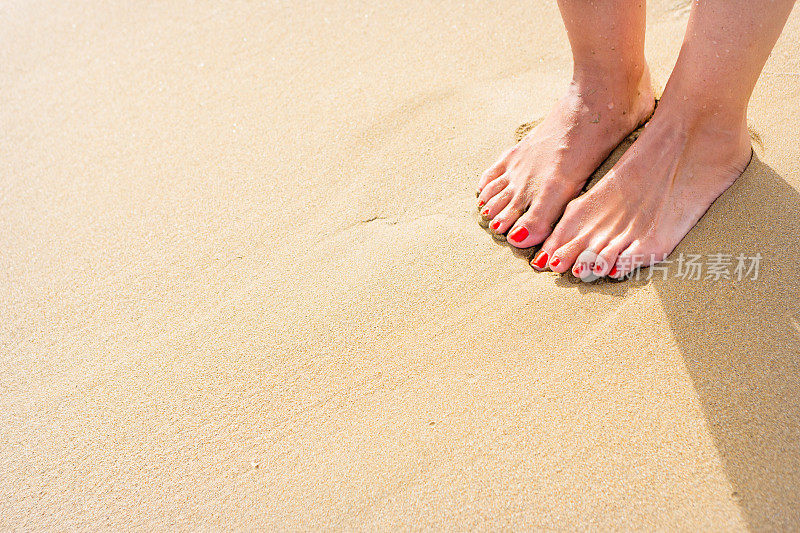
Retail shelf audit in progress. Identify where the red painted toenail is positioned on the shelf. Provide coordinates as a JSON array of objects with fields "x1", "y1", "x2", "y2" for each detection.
[
  {"x1": 550, "y1": 257, "x2": 560, "y2": 268},
  {"x1": 574, "y1": 265, "x2": 583, "y2": 275},
  {"x1": 491, "y1": 220, "x2": 501, "y2": 231},
  {"x1": 478, "y1": 200, "x2": 485, "y2": 207},
  {"x1": 482, "y1": 208, "x2": 490, "y2": 217},
  {"x1": 532, "y1": 251, "x2": 549, "y2": 269},
  {"x1": 609, "y1": 266, "x2": 618, "y2": 276},
  {"x1": 508, "y1": 227, "x2": 529, "y2": 243}
]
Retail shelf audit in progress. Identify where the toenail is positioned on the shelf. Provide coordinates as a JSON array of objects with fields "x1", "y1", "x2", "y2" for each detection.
[
  {"x1": 609, "y1": 266, "x2": 618, "y2": 276},
  {"x1": 490, "y1": 220, "x2": 501, "y2": 231},
  {"x1": 573, "y1": 264, "x2": 583, "y2": 276},
  {"x1": 478, "y1": 200, "x2": 485, "y2": 207},
  {"x1": 508, "y1": 227, "x2": 529, "y2": 243},
  {"x1": 481, "y1": 208, "x2": 490, "y2": 217},
  {"x1": 531, "y1": 250, "x2": 549, "y2": 270},
  {"x1": 550, "y1": 257, "x2": 561, "y2": 268}
]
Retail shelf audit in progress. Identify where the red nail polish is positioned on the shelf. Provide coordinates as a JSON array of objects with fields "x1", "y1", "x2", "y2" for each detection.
[
  {"x1": 482, "y1": 208, "x2": 490, "y2": 217},
  {"x1": 532, "y1": 251, "x2": 549, "y2": 269},
  {"x1": 508, "y1": 227, "x2": 529, "y2": 243},
  {"x1": 550, "y1": 257, "x2": 560, "y2": 268},
  {"x1": 491, "y1": 220, "x2": 500, "y2": 231},
  {"x1": 574, "y1": 264, "x2": 583, "y2": 276},
  {"x1": 609, "y1": 266, "x2": 618, "y2": 276},
  {"x1": 478, "y1": 200, "x2": 485, "y2": 207}
]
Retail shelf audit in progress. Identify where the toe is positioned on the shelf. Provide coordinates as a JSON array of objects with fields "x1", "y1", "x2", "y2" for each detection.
[
  {"x1": 489, "y1": 190, "x2": 529, "y2": 235},
  {"x1": 477, "y1": 174, "x2": 509, "y2": 208},
  {"x1": 539, "y1": 225, "x2": 571, "y2": 265},
  {"x1": 593, "y1": 235, "x2": 632, "y2": 277},
  {"x1": 530, "y1": 248, "x2": 550, "y2": 270},
  {"x1": 505, "y1": 209, "x2": 553, "y2": 248},
  {"x1": 614, "y1": 240, "x2": 671, "y2": 278},
  {"x1": 539, "y1": 201, "x2": 583, "y2": 271},
  {"x1": 612, "y1": 240, "x2": 647, "y2": 278},
  {"x1": 549, "y1": 235, "x2": 590, "y2": 274},
  {"x1": 573, "y1": 248, "x2": 602, "y2": 280},
  {"x1": 480, "y1": 188, "x2": 513, "y2": 221},
  {"x1": 477, "y1": 151, "x2": 510, "y2": 192}
]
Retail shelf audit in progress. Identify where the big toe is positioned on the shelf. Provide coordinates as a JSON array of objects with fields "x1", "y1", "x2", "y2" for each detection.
[
  {"x1": 612, "y1": 240, "x2": 668, "y2": 279},
  {"x1": 506, "y1": 211, "x2": 552, "y2": 248}
]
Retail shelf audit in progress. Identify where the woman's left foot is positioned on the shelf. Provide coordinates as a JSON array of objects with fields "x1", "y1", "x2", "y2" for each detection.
[{"x1": 533, "y1": 100, "x2": 753, "y2": 279}]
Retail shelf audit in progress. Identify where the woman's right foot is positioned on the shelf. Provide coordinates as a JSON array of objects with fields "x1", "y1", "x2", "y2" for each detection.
[{"x1": 477, "y1": 67, "x2": 655, "y2": 250}]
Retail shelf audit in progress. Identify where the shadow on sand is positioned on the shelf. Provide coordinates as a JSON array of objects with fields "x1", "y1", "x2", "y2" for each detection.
[
  {"x1": 481, "y1": 129, "x2": 800, "y2": 528},
  {"x1": 655, "y1": 152, "x2": 800, "y2": 530}
]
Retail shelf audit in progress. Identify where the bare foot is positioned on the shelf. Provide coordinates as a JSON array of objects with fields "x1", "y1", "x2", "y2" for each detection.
[
  {"x1": 533, "y1": 100, "x2": 753, "y2": 279},
  {"x1": 477, "y1": 69, "x2": 655, "y2": 249}
]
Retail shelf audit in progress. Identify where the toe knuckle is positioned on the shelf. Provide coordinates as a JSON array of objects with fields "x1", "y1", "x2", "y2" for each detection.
[
  {"x1": 482, "y1": 166, "x2": 500, "y2": 178},
  {"x1": 564, "y1": 198, "x2": 581, "y2": 215}
]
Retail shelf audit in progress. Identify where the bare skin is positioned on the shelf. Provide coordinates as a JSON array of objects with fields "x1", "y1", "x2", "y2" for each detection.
[
  {"x1": 538, "y1": 102, "x2": 753, "y2": 278},
  {"x1": 481, "y1": 0, "x2": 796, "y2": 279},
  {"x1": 477, "y1": 0, "x2": 654, "y2": 248}
]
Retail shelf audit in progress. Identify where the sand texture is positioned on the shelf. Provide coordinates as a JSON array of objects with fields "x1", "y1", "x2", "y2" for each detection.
[{"x1": 3, "y1": 1, "x2": 800, "y2": 530}]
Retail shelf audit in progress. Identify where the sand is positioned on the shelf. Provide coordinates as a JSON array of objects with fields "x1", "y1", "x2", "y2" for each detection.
[{"x1": 2, "y1": 0, "x2": 800, "y2": 530}]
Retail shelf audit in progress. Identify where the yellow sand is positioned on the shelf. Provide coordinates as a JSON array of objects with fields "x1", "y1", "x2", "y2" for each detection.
[{"x1": 3, "y1": 1, "x2": 800, "y2": 530}]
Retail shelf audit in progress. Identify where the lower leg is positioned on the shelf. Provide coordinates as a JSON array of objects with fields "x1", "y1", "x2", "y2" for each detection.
[
  {"x1": 537, "y1": 0, "x2": 796, "y2": 277},
  {"x1": 476, "y1": 1, "x2": 653, "y2": 249},
  {"x1": 663, "y1": 0, "x2": 796, "y2": 125},
  {"x1": 558, "y1": 0, "x2": 649, "y2": 102}
]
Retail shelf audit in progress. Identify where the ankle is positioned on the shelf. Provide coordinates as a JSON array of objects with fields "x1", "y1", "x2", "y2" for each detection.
[
  {"x1": 571, "y1": 62, "x2": 654, "y2": 119},
  {"x1": 649, "y1": 96, "x2": 752, "y2": 167},
  {"x1": 655, "y1": 92, "x2": 748, "y2": 139},
  {"x1": 659, "y1": 71, "x2": 750, "y2": 129}
]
